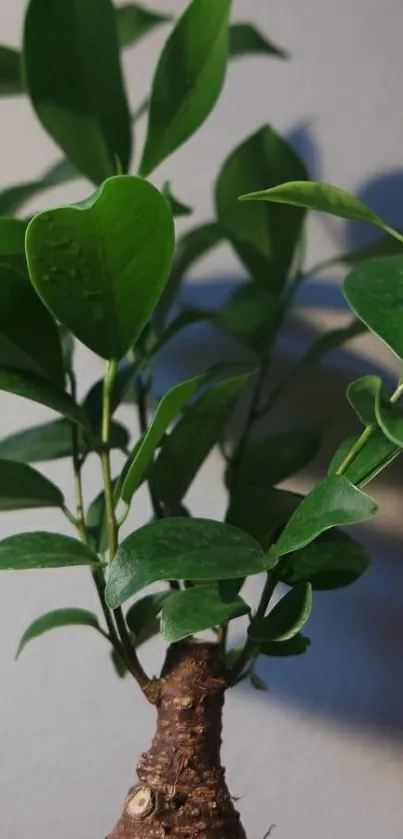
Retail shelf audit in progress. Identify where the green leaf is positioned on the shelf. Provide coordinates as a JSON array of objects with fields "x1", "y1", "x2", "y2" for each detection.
[
  {"x1": 0, "y1": 159, "x2": 81, "y2": 218},
  {"x1": 0, "y1": 531, "x2": 97, "y2": 570},
  {"x1": 0, "y1": 460, "x2": 63, "y2": 510},
  {"x1": 0, "y1": 46, "x2": 23, "y2": 96},
  {"x1": 0, "y1": 219, "x2": 27, "y2": 258},
  {"x1": 227, "y1": 426, "x2": 322, "y2": 490},
  {"x1": 105, "y1": 517, "x2": 277, "y2": 608},
  {"x1": 274, "y1": 475, "x2": 377, "y2": 557},
  {"x1": 116, "y1": 3, "x2": 172, "y2": 48},
  {"x1": 161, "y1": 586, "x2": 249, "y2": 643},
  {"x1": 110, "y1": 648, "x2": 128, "y2": 678},
  {"x1": 240, "y1": 181, "x2": 403, "y2": 245},
  {"x1": 250, "y1": 582, "x2": 312, "y2": 642},
  {"x1": 343, "y1": 256, "x2": 403, "y2": 360},
  {"x1": 126, "y1": 591, "x2": 171, "y2": 644},
  {"x1": 16, "y1": 608, "x2": 102, "y2": 657},
  {"x1": 162, "y1": 183, "x2": 192, "y2": 217},
  {"x1": 23, "y1": 0, "x2": 131, "y2": 183},
  {"x1": 121, "y1": 374, "x2": 205, "y2": 504},
  {"x1": 259, "y1": 633, "x2": 310, "y2": 657},
  {"x1": 215, "y1": 125, "x2": 308, "y2": 289},
  {"x1": 328, "y1": 430, "x2": 401, "y2": 487},
  {"x1": 348, "y1": 374, "x2": 403, "y2": 449},
  {"x1": 26, "y1": 176, "x2": 175, "y2": 360},
  {"x1": 229, "y1": 23, "x2": 288, "y2": 60},
  {"x1": 139, "y1": 0, "x2": 231, "y2": 176},
  {"x1": 226, "y1": 487, "x2": 302, "y2": 548},
  {"x1": 150, "y1": 375, "x2": 247, "y2": 506},
  {"x1": 0, "y1": 264, "x2": 64, "y2": 386},
  {"x1": 250, "y1": 672, "x2": 268, "y2": 691},
  {"x1": 347, "y1": 376, "x2": 379, "y2": 425},
  {"x1": 279, "y1": 528, "x2": 370, "y2": 590},
  {"x1": 0, "y1": 419, "x2": 127, "y2": 464},
  {"x1": 214, "y1": 284, "x2": 279, "y2": 354},
  {"x1": 0, "y1": 369, "x2": 90, "y2": 429}
]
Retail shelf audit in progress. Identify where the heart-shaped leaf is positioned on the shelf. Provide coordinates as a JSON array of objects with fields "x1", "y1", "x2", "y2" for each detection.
[
  {"x1": 279, "y1": 528, "x2": 370, "y2": 590},
  {"x1": 343, "y1": 256, "x2": 403, "y2": 360},
  {"x1": 0, "y1": 46, "x2": 23, "y2": 96},
  {"x1": 161, "y1": 586, "x2": 249, "y2": 643},
  {"x1": 121, "y1": 374, "x2": 205, "y2": 504},
  {"x1": 328, "y1": 430, "x2": 401, "y2": 487},
  {"x1": 215, "y1": 126, "x2": 308, "y2": 288},
  {"x1": 0, "y1": 531, "x2": 98, "y2": 570},
  {"x1": 0, "y1": 369, "x2": 89, "y2": 430},
  {"x1": 116, "y1": 3, "x2": 172, "y2": 48},
  {"x1": 240, "y1": 181, "x2": 403, "y2": 245},
  {"x1": 16, "y1": 608, "x2": 102, "y2": 657},
  {"x1": 23, "y1": 0, "x2": 131, "y2": 183},
  {"x1": 105, "y1": 517, "x2": 277, "y2": 608},
  {"x1": 229, "y1": 23, "x2": 288, "y2": 60},
  {"x1": 26, "y1": 176, "x2": 175, "y2": 360},
  {"x1": 139, "y1": 0, "x2": 231, "y2": 176},
  {"x1": 250, "y1": 582, "x2": 312, "y2": 642},
  {"x1": 0, "y1": 418, "x2": 128, "y2": 464},
  {"x1": 274, "y1": 475, "x2": 377, "y2": 556},
  {"x1": 0, "y1": 460, "x2": 63, "y2": 510},
  {"x1": 0, "y1": 264, "x2": 64, "y2": 386}
]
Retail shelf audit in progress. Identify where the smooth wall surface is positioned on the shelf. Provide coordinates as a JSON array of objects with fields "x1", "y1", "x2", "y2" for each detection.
[{"x1": 1, "y1": 2, "x2": 403, "y2": 837}]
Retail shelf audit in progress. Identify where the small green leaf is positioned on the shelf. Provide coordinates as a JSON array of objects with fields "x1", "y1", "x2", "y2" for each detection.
[
  {"x1": 16, "y1": 608, "x2": 102, "y2": 657},
  {"x1": 116, "y1": 3, "x2": 172, "y2": 48},
  {"x1": 121, "y1": 374, "x2": 205, "y2": 504},
  {"x1": 126, "y1": 591, "x2": 171, "y2": 644},
  {"x1": 226, "y1": 487, "x2": 302, "y2": 548},
  {"x1": 0, "y1": 369, "x2": 90, "y2": 430},
  {"x1": 150, "y1": 375, "x2": 248, "y2": 506},
  {"x1": 250, "y1": 672, "x2": 268, "y2": 691},
  {"x1": 105, "y1": 517, "x2": 276, "y2": 608},
  {"x1": 0, "y1": 264, "x2": 64, "y2": 386},
  {"x1": 375, "y1": 391, "x2": 403, "y2": 446},
  {"x1": 0, "y1": 531, "x2": 98, "y2": 570},
  {"x1": 346, "y1": 375, "x2": 403, "y2": 451},
  {"x1": 161, "y1": 586, "x2": 249, "y2": 643},
  {"x1": 227, "y1": 426, "x2": 322, "y2": 490},
  {"x1": 215, "y1": 125, "x2": 308, "y2": 289},
  {"x1": 0, "y1": 46, "x2": 23, "y2": 96},
  {"x1": 259, "y1": 633, "x2": 310, "y2": 657},
  {"x1": 328, "y1": 430, "x2": 401, "y2": 487},
  {"x1": 0, "y1": 460, "x2": 63, "y2": 510},
  {"x1": 274, "y1": 475, "x2": 378, "y2": 557},
  {"x1": 139, "y1": 0, "x2": 231, "y2": 175},
  {"x1": 0, "y1": 419, "x2": 127, "y2": 464},
  {"x1": 250, "y1": 583, "x2": 312, "y2": 642},
  {"x1": 26, "y1": 176, "x2": 175, "y2": 360},
  {"x1": 214, "y1": 284, "x2": 278, "y2": 354},
  {"x1": 23, "y1": 0, "x2": 131, "y2": 183},
  {"x1": 343, "y1": 256, "x2": 403, "y2": 360},
  {"x1": 110, "y1": 648, "x2": 128, "y2": 678},
  {"x1": 0, "y1": 159, "x2": 81, "y2": 217},
  {"x1": 162, "y1": 182, "x2": 193, "y2": 217},
  {"x1": 240, "y1": 181, "x2": 403, "y2": 245},
  {"x1": 347, "y1": 376, "x2": 379, "y2": 426},
  {"x1": 229, "y1": 23, "x2": 288, "y2": 60},
  {"x1": 279, "y1": 529, "x2": 370, "y2": 590}
]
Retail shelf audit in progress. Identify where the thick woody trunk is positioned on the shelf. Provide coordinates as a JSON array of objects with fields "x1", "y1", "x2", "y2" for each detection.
[{"x1": 108, "y1": 641, "x2": 247, "y2": 839}]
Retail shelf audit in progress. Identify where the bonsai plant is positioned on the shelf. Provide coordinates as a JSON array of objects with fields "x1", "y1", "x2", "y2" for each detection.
[{"x1": 1, "y1": 1, "x2": 403, "y2": 837}]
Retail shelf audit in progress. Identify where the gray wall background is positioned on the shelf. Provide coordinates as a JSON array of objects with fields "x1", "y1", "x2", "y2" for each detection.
[{"x1": 1, "y1": 1, "x2": 403, "y2": 837}]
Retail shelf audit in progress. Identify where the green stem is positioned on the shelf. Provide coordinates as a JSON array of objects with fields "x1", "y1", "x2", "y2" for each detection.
[
  {"x1": 230, "y1": 359, "x2": 268, "y2": 492},
  {"x1": 229, "y1": 572, "x2": 277, "y2": 684}
]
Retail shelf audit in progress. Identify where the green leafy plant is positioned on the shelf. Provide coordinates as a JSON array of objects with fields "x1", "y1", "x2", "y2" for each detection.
[{"x1": 1, "y1": 2, "x2": 402, "y2": 837}]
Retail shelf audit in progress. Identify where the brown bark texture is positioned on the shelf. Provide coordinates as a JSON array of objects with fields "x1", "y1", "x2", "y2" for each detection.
[{"x1": 108, "y1": 641, "x2": 247, "y2": 839}]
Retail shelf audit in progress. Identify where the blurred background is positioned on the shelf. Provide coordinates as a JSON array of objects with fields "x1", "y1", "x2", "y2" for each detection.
[{"x1": 1, "y1": 1, "x2": 403, "y2": 837}]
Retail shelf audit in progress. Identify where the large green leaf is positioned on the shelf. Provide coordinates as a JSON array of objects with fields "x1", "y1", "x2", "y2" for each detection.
[
  {"x1": 214, "y1": 284, "x2": 279, "y2": 354},
  {"x1": 105, "y1": 517, "x2": 277, "y2": 608},
  {"x1": 250, "y1": 582, "x2": 312, "y2": 642},
  {"x1": 328, "y1": 430, "x2": 401, "y2": 487},
  {"x1": 279, "y1": 528, "x2": 370, "y2": 590},
  {"x1": 0, "y1": 264, "x2": 64, "y2": 386},
  {"x1": 121, "y1": 374, "x2": 205, "y2": 504},
  {"x1": 274, "y1": 475, "x2": 377, "y2": 556},
  {"x1": 0, "y1": 46, "x2": 23, "y2": 96},
  {"x1": 26, "y1": 176, "x2": 175, "y2": 360},
  {"x1": 343, "y1": 256, "x2": 403, "y2": 360},
  {"x1": 0, "y1": 531, "x2": 98, "y2": 570},
  {"x1": 161, "y1": 586, "x2": 249, "y2": 643},
  {"x1": 0, "y1": 460, "x2": 63, "y2": 510},
  {"x1": 0, "y1": 159, "x2": 81, "y2": 218},
  {"x1": 0, "y1": 418, "x2": 128, "y2": 464},
  {"x1": 139, "y1": 0, "x2": 231, "y2": 176},
  {"x1": 150, "y1": 375, "x2": 247, "y2": 506},
  {"x1": 116, "y1": 3, "x2": 172, "y2": 47},
  {"x1": 229, "y1": 23, "x2": 288, "y2": 60},
  {"x1": 16, "y1": 608, "x2": 102, "y2": 657},
  {"x1": 227, "y1": 426, "x2": 322, "y2": 490},
  {"x1": 125, "y1": 591, "x2": 171, "y2": 644},
  {"x1": 226, "y1": 487, "x2": 302, "y2": 548},
  {"x1": 215, "y1": 125, "x2": 308, "y2": 288},
  {"x1": 23, "y1": 0, "x2": 131, "y2": 183},
  {"x1": 0, "y1": 369, "x2": 90, "y2": 430},
  {"x1": 240, "y1": 181, "x2": 403, "y2": 245}
]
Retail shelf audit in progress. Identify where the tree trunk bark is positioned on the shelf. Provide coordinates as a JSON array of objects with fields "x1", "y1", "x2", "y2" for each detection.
[{"x1": 108, "y1": 641, "x2": 247, "y2": 839}]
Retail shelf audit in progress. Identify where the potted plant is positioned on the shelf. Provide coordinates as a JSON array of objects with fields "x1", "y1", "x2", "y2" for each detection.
[{"x1": 1, "y1": 1, "x2": 403, "y2": 837}]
